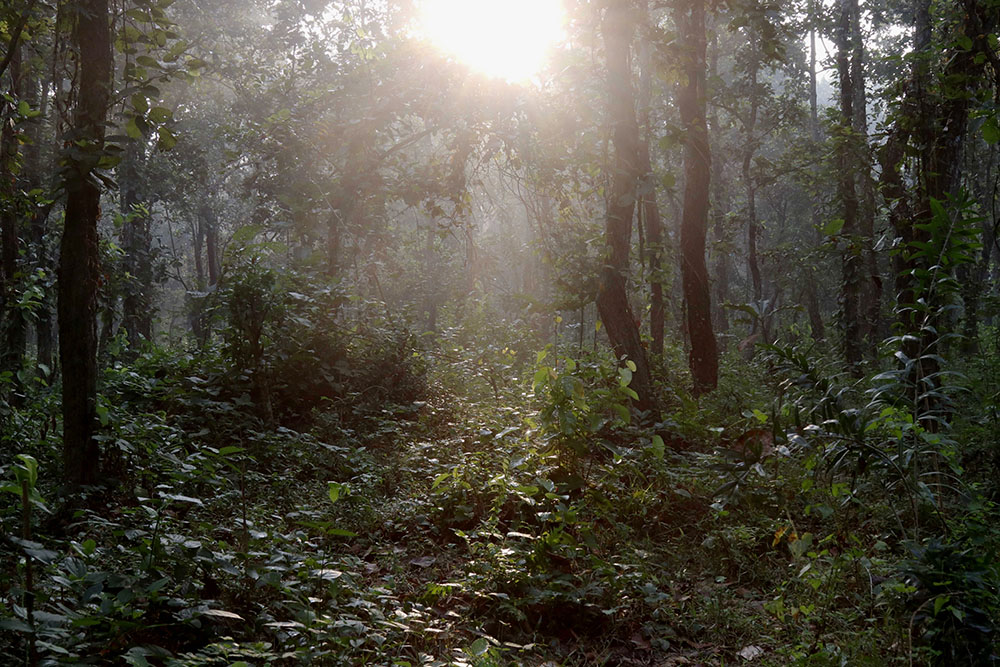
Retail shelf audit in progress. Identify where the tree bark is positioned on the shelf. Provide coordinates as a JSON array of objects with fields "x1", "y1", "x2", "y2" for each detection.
[
  {"x1": 676, "y1": 0, "x2": 718, "y2": 395},
  {"x1": 849, "y1": 0, "x2": 881, "y2": 350},
  {"x1": 708, "y1": 27, "x2": 729, "y2": 336},
  {"x1": 742, "y1": 38, "x2": 762, "y2": 305},
  {"x1": 121, "y1": 140, "x2": 153, "y2": 348},
  {"x1": 59, "y1": 0, "x2": 112, "y2": 488},
  {"x1": 200, "y1": 202, "x2": 220, "y2": 287},
  {"x1": 836, "y1": 0, "x2": 863, "y2": 372},
  {"x1": 597, "y1": 0, "x2": 657, "y2": 413},
  {"x1": 1, "y1": 43, "x2": 26, "y2": 391},
  {"x1": 637, "y1": 3, "x2": 665, "y2": 358}
]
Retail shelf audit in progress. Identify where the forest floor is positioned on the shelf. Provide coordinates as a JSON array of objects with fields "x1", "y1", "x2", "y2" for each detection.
[{"x1": 0, "y1": 347, "x2": 953, "y2": 665}]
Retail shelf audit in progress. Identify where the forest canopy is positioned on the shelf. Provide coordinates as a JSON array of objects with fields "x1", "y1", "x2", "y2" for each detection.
[{"x1": 1, "y1": 0, "x2": 1000, "y2": 664}]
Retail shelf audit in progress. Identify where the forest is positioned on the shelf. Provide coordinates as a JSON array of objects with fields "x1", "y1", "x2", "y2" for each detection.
[{"x1": 1, "y1": 0, "x2": 999, "y2": 664}]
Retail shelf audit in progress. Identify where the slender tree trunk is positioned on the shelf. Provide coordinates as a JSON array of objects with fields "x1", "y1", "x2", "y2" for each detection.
[
  {"x1": 849, "y1": 0, "x2": 881, "y2": 350},
  {"x1": 708, "y1": 27, "x2": 728, "y2": 336},
  {"x1": 742, "y1": 43, "x2": 762, "y2": 305},
  {"x1": 637, "y1": 4, "x2": 665, "y2": 358},
  {"x1": 424, "y1": 225, "x2": 437, "y2": 332},
  {"x1": 120, "y1": 140, "x2": 153, "y2": 348},
  {"x1": 805, "y1": 2, "x2": 825, "y2": 341},
  {"x1": 200, "y1": 203, "x2": 220, "y2": 287},
  {"x1": 1, "y1": 44, "x2": 26, "y2": 390},
  {"x1": 189, "y1": 213, "x2": 207, "y2": 344},
  {"x1": 33, "y1": 23, "x2": 56, "y2": 378},
  {"x1": 676, "y1": 0, "x2": 718, "y2": 395},
  {"x1": 597, "y1": 0, "x2": 657, "y2": 413},
  {"x1": 59, "y1": 0, "x2": 112, "y2": 488},
  {"x1": 836, "y1": 0, "x2": 863, "y2": 372}
]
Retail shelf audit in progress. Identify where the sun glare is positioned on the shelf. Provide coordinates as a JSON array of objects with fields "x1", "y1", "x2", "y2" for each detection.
[{"x1": 417, "y1": 0, "x2": 565, "y2": 83}]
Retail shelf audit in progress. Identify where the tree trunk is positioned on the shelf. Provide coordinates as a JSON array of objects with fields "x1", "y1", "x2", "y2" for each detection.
[
  {"x1": 742, "y1": 42, "x2": 762, "y2": 305},
  {"x1": 637, "y1": 3, "x2": 665, "y2": 358},
  {"x1": 200, "y1": 202, "x2": 220, "y2": 287},
  {"x1": 806, "y1": 2, "x2": 825, "y2": 341},
  {"x1": 597, "y1": 0, "x2": 657, "y2": 413},
  {"x1": 877, "y1": 0, "x2": 997, "y2": 421},
  {"x1": 849, "y1": 0, "x2": 881, "y2": 350},
  {"x1": 59, "y1": 0, "x2": 112, "y2": 488},
  {"x1": 836, "y1": 0, "x2": 863, "y2": 372},
  {"x1": 676, "y1": 0, "x2": 718, "y2": 395},
  {"x1": 120, "y1": 140, "x2": 153, "y2": 348},
  {"x1": 1, "y1": 43, "x2": 26, "y2": 392},
  {"x1": 708, "y1": 27, "x2": 728, "y2": 336}
]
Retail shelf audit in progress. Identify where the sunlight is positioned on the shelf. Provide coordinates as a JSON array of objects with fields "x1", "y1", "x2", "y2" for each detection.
[{"x1": 416, "y1": 0, "x2": 565, "y2": 83}]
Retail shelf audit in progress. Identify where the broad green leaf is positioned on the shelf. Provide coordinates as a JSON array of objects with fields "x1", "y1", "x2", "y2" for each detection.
[
  {"x1": 650, "y1": 435, "x2": 665, "y2": 458},
  {"x1": 983, "y1": 116, "x2": 1000, "y2": 145},
  {"x1": 612, "y1": 403, "x2": 630, "y2": 424},
  {"x1": 822, "y1": 218, "x2": 845, "y2": 236},
  {"x1": 466, "y1": 638, "x2": 489, "y2": 657},
  {"x1": 125, "y1": 117, "x2": 143, "y2": 140}
]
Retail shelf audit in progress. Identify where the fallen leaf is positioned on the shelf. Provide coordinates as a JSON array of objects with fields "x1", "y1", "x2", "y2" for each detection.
[
  {"x1": 738, "y1": 645, "x2": 765, "y2": 661},
  {"x1": 410, "y1": 556, "x2": 436, "y2": 568}
]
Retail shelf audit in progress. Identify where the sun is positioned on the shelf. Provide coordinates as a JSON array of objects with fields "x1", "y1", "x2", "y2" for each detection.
[{"x1": 417, "y1": 0, "x2": 565, "y2": 83}]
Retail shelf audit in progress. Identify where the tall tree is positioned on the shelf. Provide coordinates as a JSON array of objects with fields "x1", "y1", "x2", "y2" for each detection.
[
  {"x1": 1, "y1": 40, "x2": 25, "y2": 390},
  {"x1": 676, "y1": 0, "x2": 718, "y2": 394},
  {"x1": 597, "y1": 0, "x2": 656, "y2": 413},
  {"x1": 120, "y1": 140, "x2": 154, "y2": 349},
  {"x1": 59, "y1": 0, "x2": 112, "y2": 488},
  {"x1": 836, "y1": 0, "x2": 863, "y2": 371},
  {"x1": 637, "y1": 1, "x2": 666, "y2": 358},
  {"x1": 877, "y1": 0, "x2": 998, "y2": 414}
]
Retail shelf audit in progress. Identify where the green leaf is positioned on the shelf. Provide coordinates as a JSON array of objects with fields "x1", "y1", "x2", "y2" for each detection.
[
  {"x1": 328, "y1": 482, "x2": 348, "y2": 504},
  {"x1": 982, "y1": 116, "x2": 1000, "y2": 146},
  {"x1": 822, "y1": 218, "x2": 845, "y2": 236},
  {"x1": 326, "y1": 528, "x2": 356, "y2": 537},
  {"x1": 125, "y1": 117, "x2": 143, "y2": 140},
  {"x1": 650, "y1": 435, "x2": 665, "y2": 458},
  {"x1": 934, "y1": 595, "x2": 949, "y2": 616},
  {"x1": 466, "y1": 638, "x2": 490, "y2": 657},
  {"x1": 230, "y1": 224, "x2": 263, "y2": 246},
  {"x1": 612, "y1": 403, "x2": 630, "y2": 424},
  {"x1": 148, "y1": 106, "x2": 172, "y2": 124},
  {"x1": 156, "y1": 127, "x2": 177, "y2": 151},
  {"x1": 96, "y1": 403, "x2": 110, "y2": 427},
  {"x1": 15, "y1": 454, "x2": 39, "y2": 488}
]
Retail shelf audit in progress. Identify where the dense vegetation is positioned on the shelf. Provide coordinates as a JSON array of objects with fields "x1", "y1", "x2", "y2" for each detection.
[{"x1": 2, "y1": 0, "x2": 1000, "y2": 664}]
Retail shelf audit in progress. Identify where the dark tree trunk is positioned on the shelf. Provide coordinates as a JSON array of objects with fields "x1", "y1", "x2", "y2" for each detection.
[
  {"x1": 849, "y1": 0, "x2": 881, "y2": 350},
  {"x1": 708, "y1": 27, "x2": 728, "y2": 336},
  {"x1": 200, "y1": 203, "x2": 220, "y2": 287},
  {"x1": 120, "y1": 140, "x2": 153, "y2": 348},
  {"x1": 423, "y1": 225, "x2": 437, "y2": 332},
  {"x1": 836, "y1": 0, "x2": 863, "y2": 372},
  {"x1": 59, "y1": 0, "x2": 112, "y2": 488},
  {"x1": 637, "y1": 4, "x2": 665, "y2": 358},
  {"x1": 806, "y1": 2, "x2": 825, "y2": 341},
  {"x1": 961, "y1": 146, "x2": 997, "y2": 354},
  {"x1": 676, "y1": 0, "x2": 718, "y2": 395},
  {"x1": 1, "y1": 44, "x2": 26, "y2": 391},
  {"x1": 597, "y1": 0, "x2": 657, "y2": 413},
  {"x1": 742, "y1": 43, "x2": 762, "y2": 305},
  {"x1": 877, "y1": 0, "x2": 997, "y2": 420},
  {"x1": 30, "y1": 31, "x2": 55, "y2": 379}
]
